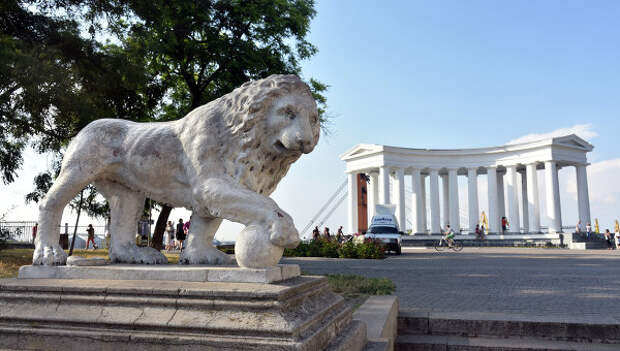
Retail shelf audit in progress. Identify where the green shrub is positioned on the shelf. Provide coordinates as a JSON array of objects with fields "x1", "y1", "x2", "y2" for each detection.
[
  {"x1": 284, "y1": 238, "x2": 385, "y2": 259},
  {"x1": 319, "y1": 239, "x2": 340, "y2": 258},
  {"x1": 337, "y1": 240, "x2": 357, "y2": 258},
  {"x1": 355, "y1": 239, "x2": 385, "y2": 259}
]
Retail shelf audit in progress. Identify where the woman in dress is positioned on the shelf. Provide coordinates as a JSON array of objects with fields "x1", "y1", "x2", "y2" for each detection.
[{"x1": 165, "y1": 221, "x2": 176, "y2": 251}]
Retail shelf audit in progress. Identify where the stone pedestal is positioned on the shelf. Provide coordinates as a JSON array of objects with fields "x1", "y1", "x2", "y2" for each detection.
[
  {"x1": 18, "y1": 263, "x2": 301, "y2": 284},
  {"x1": 0, "y1": 275, "x2": 366, "y2": 350}
]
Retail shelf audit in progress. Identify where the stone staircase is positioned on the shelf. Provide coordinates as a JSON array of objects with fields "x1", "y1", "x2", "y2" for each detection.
[
  {"x1": 396, "y1": 310, "x2": 620, "y2": 350},
  {"x1": 564, "y1": 232, "x2": 609, "y2": 250}
]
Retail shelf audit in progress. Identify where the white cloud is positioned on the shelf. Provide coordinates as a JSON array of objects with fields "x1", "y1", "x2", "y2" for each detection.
[{"x1": 507, "y1": 124, "x2": 598, "y2": 145}]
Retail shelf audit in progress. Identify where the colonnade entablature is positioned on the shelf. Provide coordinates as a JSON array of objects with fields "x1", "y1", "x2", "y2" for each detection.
[{"x1": 340, "y1": 134, "x2": 593, "y2": 236}]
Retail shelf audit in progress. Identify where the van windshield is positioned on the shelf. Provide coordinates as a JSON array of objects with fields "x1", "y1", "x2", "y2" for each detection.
[{"x1": 367, "y1": 226, "x2": 398, "y2": 234}]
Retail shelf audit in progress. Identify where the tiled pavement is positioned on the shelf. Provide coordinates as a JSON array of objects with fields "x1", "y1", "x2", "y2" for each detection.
[{"x1": 282, "y1": 248, "x2": 620, "y2": 319}]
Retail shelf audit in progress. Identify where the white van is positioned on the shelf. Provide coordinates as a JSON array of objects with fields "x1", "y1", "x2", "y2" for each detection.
[{"x1": 363, "y1": 205, "x2": 403, "y2": 255}]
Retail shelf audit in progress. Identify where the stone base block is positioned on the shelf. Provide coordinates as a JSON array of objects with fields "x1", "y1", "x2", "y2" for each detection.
[
  {"x1": 18, "y1": 263, "x2": 301, "y2": 283},
  {"x1": 0, "y1": 276, "x2": 366, "y2": 351}
]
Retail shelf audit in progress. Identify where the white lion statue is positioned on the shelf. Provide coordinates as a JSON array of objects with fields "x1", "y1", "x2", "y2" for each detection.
[{"x1": 33, "y1": 74, "x2": 320, "y2": 267}]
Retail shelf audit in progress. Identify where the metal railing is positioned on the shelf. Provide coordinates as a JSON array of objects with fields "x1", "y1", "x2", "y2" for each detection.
[{"x1": 1, "y1": 221, "x2": 107, "y2": 245}]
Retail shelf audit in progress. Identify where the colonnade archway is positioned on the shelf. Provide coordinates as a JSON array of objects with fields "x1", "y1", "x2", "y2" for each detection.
[{"x1": 340, "y1": 134, "x2": 593, "y2": 235}]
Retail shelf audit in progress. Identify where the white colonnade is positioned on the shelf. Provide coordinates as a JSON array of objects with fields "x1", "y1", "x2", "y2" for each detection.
[{"x1": 341, "y1": 134, "x2": 594, "y2": 235}]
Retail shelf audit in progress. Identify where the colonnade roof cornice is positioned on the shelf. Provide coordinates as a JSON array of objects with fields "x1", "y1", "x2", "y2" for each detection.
[
  {"x1": 341, "y1": 134, "x2": 592, "y2": 175},
  {"x1": 341, "y1": 134, "x2": 592, "y2": 160}
]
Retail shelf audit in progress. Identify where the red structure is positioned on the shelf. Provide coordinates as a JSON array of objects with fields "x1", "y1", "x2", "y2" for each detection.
[{"x1": 357, "y1": 174, "x2": 368, "y2": 233}]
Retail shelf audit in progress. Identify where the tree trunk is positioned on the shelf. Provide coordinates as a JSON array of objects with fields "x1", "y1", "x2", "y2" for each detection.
[
  {"x1": 151, "y1": 205, "x2": 172, "y2": 250},
  {"x1": 68, "y1": 189, "x2": 84, "y2": 256}
]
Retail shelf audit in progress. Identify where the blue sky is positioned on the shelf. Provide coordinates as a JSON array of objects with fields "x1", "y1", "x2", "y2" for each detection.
[{"x1": 2, "y1": 1, "x2": 620, "y2": 238}]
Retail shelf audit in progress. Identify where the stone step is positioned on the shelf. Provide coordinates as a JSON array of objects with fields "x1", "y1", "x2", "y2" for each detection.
[
  {"x1": 567, "y1": 241, "x2": 610, "y2": 250},
  {"x1": 398, "y1": 310, "x2": 620, "y2": 343},
  {"x1": 0, "y1": 276, "x2": 366, "y2": 351},
  {"x1": 396, "y1": 334, "x2": 620, "y2": 351}
]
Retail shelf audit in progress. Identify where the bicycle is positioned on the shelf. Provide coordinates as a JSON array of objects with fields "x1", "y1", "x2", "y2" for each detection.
[{"x1": 434, "y1": 235, "x2": 463, "y2": 252}]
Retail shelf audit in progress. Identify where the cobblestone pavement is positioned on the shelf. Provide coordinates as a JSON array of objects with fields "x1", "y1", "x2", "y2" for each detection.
[{"x1": 282, "y1": 248, "x2": 620, "y2": 317}]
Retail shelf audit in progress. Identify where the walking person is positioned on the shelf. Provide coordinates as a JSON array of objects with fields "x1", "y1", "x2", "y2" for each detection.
[
  {"x1": 501, "y1": 217, "x2": 508, "y2": 234},
  {"x1": 585, "y1": 222, "x2": 592, "y2": 241},
  {"x1": 323, "y1": 227, "x2": 331, "y2": 240},
  {"x1": 475, "y1": 224, "x2": 483, "y2": 240},
  {"x1": 85, "y1": 224, "x2": 97, "y2": 249},
  {"x1": 176, "y1": 219, "x2": 186, "y2": 251},
  {"x1": 165, "y1": 221, "x2": 176, "y2": 251},
  {"x1": 575, "y1": 220, "x2": 582, "y2": 234},
  {"x1": 615, "y1": 228, "x2": 620, "y2": 250},
  {"x1": 31, "y1": 223, "x2": 38, "y2": 244},
  {"x1": 337, "y1": 226, "x2": 344, "y2": 243},
  {"x1": 312, "y1": 226, "x2": 320, "y2": 240},
  {"x1": 604, "y1": 229, "x2": 613, "y2": 250}
]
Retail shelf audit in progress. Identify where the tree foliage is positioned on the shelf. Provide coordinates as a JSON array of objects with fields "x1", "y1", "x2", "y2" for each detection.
[{"x1": 2, "y1": 0, "x2": 327, "y2": 243}]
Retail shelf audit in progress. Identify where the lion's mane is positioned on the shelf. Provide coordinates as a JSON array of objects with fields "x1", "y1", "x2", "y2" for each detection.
[{"x1": 191, "y1": 75, "x2": 319, "y2": 195}]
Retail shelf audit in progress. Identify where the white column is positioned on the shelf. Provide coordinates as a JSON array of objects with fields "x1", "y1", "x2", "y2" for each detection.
[
  {"x1": 421, "y1": 175, "x2": 428, "y2": 233},
  {"x1": 576, "y1": 164, "x2": 591, "y2": 227},
  {"x1": 393, "y1": 167, "x2": 406, "y2": 231},
  {"x1": 467, "y1": 168, "x2": 479, "y2": 233},
  {"x1": 441, "y1": 174, "x2": 449, "y2": 228},
  {"x1": 497, "y1": 171, "x2": 505, "y2": 218},
  {"x1": 487, "y1": 166, "x2": 499, "y2": 233},
  {"x1": 526, "y1": 163, "x2": 541, "y2": 233},
  {"x1": 448, "y1": 168, "x2": 460, "y2": 232},
  {"x1": 379, "y1": 166, "x2": 390, "y2": 205},
  {"x1": 429, "y1": 169, "x2": 441, "y2": 234},
  {"x1": 347, "y1": 172, "x2": 358, "y2": 234},
  {"x1": 505, "y1": 165, "x2": 521, "y2": 233},
  {"x1": 520, "y1": 170, "x2": 529, "y2": 233},
  {"x1": 411, "y1": 168, "x2": 425, "y2": 234},
  {"x1": 368, "y1": 172, "x2": 379, "y2": 219},
  {"x1": 545, "y1": 161, "x2": 562, "y2": 233}
]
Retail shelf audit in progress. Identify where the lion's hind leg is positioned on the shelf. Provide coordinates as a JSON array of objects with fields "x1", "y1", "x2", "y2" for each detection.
[
  {"x1": 95, "y1": 180, "x2": 167, "y2": 264},
  {"x1": 179, "y1": 216, "x2": 233, "y2": 265}
]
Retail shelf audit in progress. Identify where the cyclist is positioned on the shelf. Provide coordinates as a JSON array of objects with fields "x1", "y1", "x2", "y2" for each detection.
[{"x1": 444, "y1": 225, "x2": 455, "y2": 248}]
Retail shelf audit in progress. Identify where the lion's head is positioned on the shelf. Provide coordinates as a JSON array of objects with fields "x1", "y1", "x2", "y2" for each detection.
[
  {"x1": 221, "y1": 74, "x2": 320, "y2": 154},
  {"x1": 207, "y1": 75, "x2": 320, "y2": 194}
]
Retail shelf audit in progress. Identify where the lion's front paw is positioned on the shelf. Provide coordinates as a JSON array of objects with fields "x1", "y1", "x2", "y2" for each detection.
[
  {"x1": 110, "y1": 244, "x2": 168, "y2": 264},
  {"x1": 268, "y1": 211, "x2": 300, "y2": 249},
  {"x1": 178, "y1": 246, "x2": 233, "y2": 265},
  {"x1": 33, "y1": 243, "x2": 67, "y2": 266}
]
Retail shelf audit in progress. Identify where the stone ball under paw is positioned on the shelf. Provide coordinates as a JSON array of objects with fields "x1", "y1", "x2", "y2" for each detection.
[{"x1": 235, "y1": 225, "x2": 283, "y2": 268}]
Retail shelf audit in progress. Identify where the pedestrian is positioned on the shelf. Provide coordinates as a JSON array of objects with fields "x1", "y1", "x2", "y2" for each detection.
[
  {"x1": 323, "y1": 227, "x2": 331, "y2": 240},
  {"x1": 501, "y1": 217, "x2": 508, "y2": 234},
  {"x1": 615, "y1": 228, "x2": 620, "y2": 250},
  {"x1": 604, "y1": 229, "x2": 613, "y2": 250},
  {"x1": 337, "y1": 226, "x2": 344, "y2": 243},
  {"x1": 585, "y1": 222, "x2": 592, "y2": 241},
  {"x1": 176, "y1": 219, "x2": 186, "y2": 251},
  {"x1": 575, "y1": 220, "x2": 582, "y2": 234},
  {"x1": 165, "y1": 221, "x2": 176, "y2": 251},
  {"x1": 31, "y1": 223, "x2": 38, "y2": 244},
  {"x1": 85, "y1": 224, "x2": 97, "y2": 249},
  {"x1": 312, "y1": 226, "x2": 320, "y2": 240},
  {"x1": 475, "y1": 224, "x2": 483, "y2": 240}
]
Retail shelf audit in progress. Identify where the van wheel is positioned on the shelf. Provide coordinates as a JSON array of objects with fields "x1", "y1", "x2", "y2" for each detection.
[{"x1": 396, "y1": 245, "x2": 402, "y2": 255}]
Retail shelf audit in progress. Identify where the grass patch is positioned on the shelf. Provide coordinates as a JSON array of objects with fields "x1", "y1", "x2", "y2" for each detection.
[
  {"x1": 0, "y1": 248, "x2": 183, "y2": 278},
  {"x1": 326, "y1": 274, "x2": 394, "y2": 298}
]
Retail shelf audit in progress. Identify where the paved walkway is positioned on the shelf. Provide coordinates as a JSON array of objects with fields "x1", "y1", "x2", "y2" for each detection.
[{"x1": 282, "y1": 248, "x2": 620, "y2": 318}]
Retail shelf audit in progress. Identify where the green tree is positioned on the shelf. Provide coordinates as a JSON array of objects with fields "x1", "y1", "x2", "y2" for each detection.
[
  {"x1": 90, "y1": 0, "x2": 328, "y2": 248},
  {"x1": 2, "y1": 0, "x2": 327, "y2": 249},
  {"x1": 1, "y1": 0, "x2": 165, "y2": 181}
]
